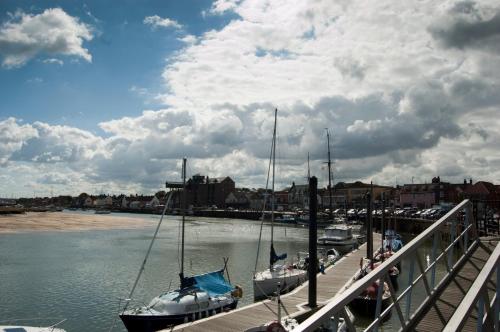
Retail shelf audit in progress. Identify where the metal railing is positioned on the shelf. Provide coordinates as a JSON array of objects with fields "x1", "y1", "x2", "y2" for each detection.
[
  {"x1": 294, "y1": 199, "x2": 477, "y2": 332},
  {"x1": 443, "y1": 241, "x2": 500, "y2": 332}
]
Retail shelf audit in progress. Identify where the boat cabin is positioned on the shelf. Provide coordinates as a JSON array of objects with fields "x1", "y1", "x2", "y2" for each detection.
[{"x1": 324, "y1": 225, "x2": 353, "y2": 239}]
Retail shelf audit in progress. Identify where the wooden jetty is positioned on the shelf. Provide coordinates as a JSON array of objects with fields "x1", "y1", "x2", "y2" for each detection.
[{"x1": 168, "y1": 234, "x2": 381, "y2": 332}]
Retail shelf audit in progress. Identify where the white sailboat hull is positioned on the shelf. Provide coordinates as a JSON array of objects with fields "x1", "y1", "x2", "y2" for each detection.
[
  {"x1": 0, "y1": 327, "x2": 65, "y2": 332},
  {"x1": 253, "y1": 268, "x2": 307, "y2": 300}
]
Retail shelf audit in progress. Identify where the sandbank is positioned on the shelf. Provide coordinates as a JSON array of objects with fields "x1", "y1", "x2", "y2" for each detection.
[{"x1": 0, "y1": 212, "x2": 152, "y2": 234}]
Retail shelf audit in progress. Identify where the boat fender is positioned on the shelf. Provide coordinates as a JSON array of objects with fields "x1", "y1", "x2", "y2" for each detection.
[
  {"x1": 232, "y1": 285, "x2": 243, "y2": 298},
  {"x1": 266, "y1": 321, "x2": 286, "y2": 332}
]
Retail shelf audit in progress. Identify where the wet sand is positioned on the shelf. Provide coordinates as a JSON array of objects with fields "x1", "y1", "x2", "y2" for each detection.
[{"x1": 0, "y1": 212, "x2": 151, "y2": 234}]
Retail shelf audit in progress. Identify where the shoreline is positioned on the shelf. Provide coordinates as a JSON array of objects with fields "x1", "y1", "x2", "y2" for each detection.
[{"x1": 0, "y1": 212, "x2": 152, "y2": 234}]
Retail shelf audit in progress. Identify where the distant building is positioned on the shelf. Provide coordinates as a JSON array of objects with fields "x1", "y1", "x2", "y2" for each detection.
[
  {"x1": 288, "y1": 182, "x2": 309, "y2": 209},
  {"x1": 94, "y1": 196, "x2": 113, "y2": 207},
  {"x1": 288, "y1": 182, "x2": 321, "y2": 209},
  {"x1": 400, "y1": 176, "x2": 451, "y2": 208},
  {"x1": 165, "y1": 174, "x2": 236, "y2": 209},
  {"x1": 225, "y1": 190, "x2": 250, "y2": 209},
  {"x1": 331, "y1": 181, "x2": 392, "y2": 208}
]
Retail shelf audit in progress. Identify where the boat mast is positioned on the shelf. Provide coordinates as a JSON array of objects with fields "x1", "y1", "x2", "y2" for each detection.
[
  {"x1": 307, "y1": 152, "x2": 311, "y2": 180},
  {"x1": 270, "y1": 108, "x2": 277, "y2": 270},
  {"x1": 180, "y1": 157, "x2": 187, "y2": 284},
  {"x1": 326, "y1": 128, "x2": 333, "y2": 220}
]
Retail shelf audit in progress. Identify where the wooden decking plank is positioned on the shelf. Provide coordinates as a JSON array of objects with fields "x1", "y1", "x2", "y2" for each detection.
[{"x1": 414, "y1": 240, "x2": 497, "y2": 332}]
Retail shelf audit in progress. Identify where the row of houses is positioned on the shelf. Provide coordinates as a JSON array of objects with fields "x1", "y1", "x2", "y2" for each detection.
[
  {"x1": 166, "y1": 175, "x2": 500, "y2": 211},
  {"x1": 12, "y1": 174, "x2": 500, "y2": 212},
  {"x1": 73, "y1": 194, "x2": 164, "y2": 210}
]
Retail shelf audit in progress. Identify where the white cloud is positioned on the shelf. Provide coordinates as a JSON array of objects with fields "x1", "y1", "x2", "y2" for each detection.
[
  {"x1": 43, "y1": 58, "x2": 64, "y2": 65},
  {"x1": 143, "y1": 15, "x2": 182, "y2": 30},
  {"x1": 0, "y1": 8, "x2": 93, "y2": 68},
  {"x1": 210, "y1": 0, "x2": 242, "y2": 14},
  {"x1": 179, "y1": 34, "x2": 197, "y2": 44},
  {"x1": 3, "y1": 0, "x2": 500, "y2": 196},
  {"x1": 0, "y1": 118, "x2": 38, "y2": 165}
]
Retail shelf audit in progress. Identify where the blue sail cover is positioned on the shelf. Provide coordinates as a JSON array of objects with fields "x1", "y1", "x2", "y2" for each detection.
[{"x1": 191, "y1": 270, "x2": 234, "y2": 297}]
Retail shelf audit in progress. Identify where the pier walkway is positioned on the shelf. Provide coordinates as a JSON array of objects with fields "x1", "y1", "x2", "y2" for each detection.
[
  {"x1": 413, "y1": 238, "x2": 498, "y2": 332},
  {"x1": 295, "y1": 199, "x2": 499, "y2": 332},
  {"x1": 169, "y1": 234, "x2": 381, "y2": 332}
]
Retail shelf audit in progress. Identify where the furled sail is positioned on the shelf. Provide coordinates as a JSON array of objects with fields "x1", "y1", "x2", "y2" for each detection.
[{"x1": 270, "y1": 244, "x2": 287, "y2": 265}]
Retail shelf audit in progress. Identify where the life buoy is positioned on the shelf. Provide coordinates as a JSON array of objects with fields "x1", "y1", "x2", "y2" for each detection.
[
  {"x1": 266, "y1": 321, "x2": 286, "y2": 332},
  {"x1": 231, "y1": 285, "x2": 243, "y2": 298}
]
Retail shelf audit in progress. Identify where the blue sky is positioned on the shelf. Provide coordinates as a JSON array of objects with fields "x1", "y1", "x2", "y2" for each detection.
[
  {"x1": 0, "y1": 0, "x2": 235, "y2": 132},
  {"x1": 1, "y1": 0, "x2": 500, "y2": 197}
]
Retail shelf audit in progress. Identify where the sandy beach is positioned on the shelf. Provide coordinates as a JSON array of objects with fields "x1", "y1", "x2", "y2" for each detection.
[{"x1": 0, "y1": 212, "x2": 152, "y2": 234}]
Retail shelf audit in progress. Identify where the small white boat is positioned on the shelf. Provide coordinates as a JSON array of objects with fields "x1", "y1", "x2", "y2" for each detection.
[
  {"x1": 318, "y1": 225, "x2": 359, "y2": 254},
  {"x1": 253, "y1": 264, "x2": 307, "y2": 300},
  {"x1": 0, "y1": 327, "x2": 66, "y2": 332}
]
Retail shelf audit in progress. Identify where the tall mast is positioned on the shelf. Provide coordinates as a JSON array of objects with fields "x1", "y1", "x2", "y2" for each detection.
[
  {"x1": 180, "y1": 157, "x2": 187, "y2": 282},
  {"x1": 326, "y1": 129, "x2": 333, "y2": 220},
  {"x1": 307, "y1": 152, "x2": 311, "y2": 180},
  {"x1": 270, "y1": 109, "x2": 277, "y2": 247}
]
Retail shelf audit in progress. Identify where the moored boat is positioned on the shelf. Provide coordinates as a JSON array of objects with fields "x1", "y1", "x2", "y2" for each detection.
[
  {"x1": 120, "y1": 158, "x2": 241, "y2": 331},
  {"x1": 317, "y1": 224, "x2": 359, "y2": 254},
  {"x1": 253, "y1": 109, "x2": 307, "y2": 300},
  {"x1": 0, "y1": 327, "x2": 66, "y2": 332}
]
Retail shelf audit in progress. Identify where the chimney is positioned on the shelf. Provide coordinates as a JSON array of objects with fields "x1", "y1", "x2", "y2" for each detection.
[
  {"x1": 464, "y1": 179, "x2": 467, "y2": 185},
  {"x1": 469, "y1": 178, "x2": 472, "y2": 185}
]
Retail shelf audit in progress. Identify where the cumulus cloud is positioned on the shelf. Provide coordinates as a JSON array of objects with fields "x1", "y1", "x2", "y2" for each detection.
[
  {"x1": 429, "y1": 2, "x2": 500, "y2": 52},
  {"x1": 43, "y1": 58, "x2": 64, "y2": 65},
  {"x1": 0, "y1": 8, "x2": 93, "y2": 68},
  {"x1": 3, "y1": 0, "x2": 500, "y2": 196},
  {"x1": 0, "y1": 118, "x2": 38, "y2": 165},
  {"x1": 143, "y1": 15, "x2": 182, "y2": 30}
]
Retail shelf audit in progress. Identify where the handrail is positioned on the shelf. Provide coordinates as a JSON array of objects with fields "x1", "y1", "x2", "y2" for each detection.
[
  {"x1": 443, "y1": 242, "x2": 500, "y2": 332},
  {"x1": 294, "y1": 199, "x2": 475, "y2": 332}
]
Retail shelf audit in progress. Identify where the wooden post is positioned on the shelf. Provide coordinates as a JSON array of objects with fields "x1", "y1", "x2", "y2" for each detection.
[
  {"x1": 381, "y1": 192, "x2": 386, "y2": 260},
  {"x1": 308, "y1": 176, "x2": 318, "y2": 308},
  {"x1": 367, "y1": 191, "x2": 373, "y2": 260}
]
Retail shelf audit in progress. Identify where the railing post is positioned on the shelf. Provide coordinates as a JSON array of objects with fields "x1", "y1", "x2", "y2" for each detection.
[
  {"x1": 496, "y1": 264, "x2": 499, "y2": 332},
  {"x1": 374, "y1": 276, "x2": 384, "y2": 332},
  {"x1": 406, "y1": 254, "x2": 415, "y2": 320},
  {"x1": 431, "y1": 231, "x2": 439, "y2": 289},
  {"x1": 464, "y1": 203, "x2": 470, "y2": 251},
  {"x1": 448, "y1": 218, "x2": 456, "y2": 270},
  {"x1": 477, "y1": 292, "x2": 484, "y2": 332}
]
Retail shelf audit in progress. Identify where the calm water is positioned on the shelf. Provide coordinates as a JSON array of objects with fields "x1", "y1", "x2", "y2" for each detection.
[
  {"x1": 0, "y1": 212, "x2": 448, "y2": 332},
  {"x1": 0, "y1": 212, "x2": 309, "y2": 331}
]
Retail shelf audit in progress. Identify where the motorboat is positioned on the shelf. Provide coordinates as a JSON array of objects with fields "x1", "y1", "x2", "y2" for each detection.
[{"x1": 317, "y1": 225, "x2": 359, "y2": 254}]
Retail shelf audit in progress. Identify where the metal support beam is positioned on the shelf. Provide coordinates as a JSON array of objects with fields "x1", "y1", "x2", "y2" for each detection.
[{"x1": 308, "y1": 176, "x2": 318, "y2": 308}]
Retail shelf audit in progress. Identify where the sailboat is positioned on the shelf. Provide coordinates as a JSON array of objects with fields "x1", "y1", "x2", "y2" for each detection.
[
  {"x1": 120, "y1": 158, "x2": 241, "y2": 331},
  {"x1": 253, "y1": 109, "x2": 307, "y2": 300}
]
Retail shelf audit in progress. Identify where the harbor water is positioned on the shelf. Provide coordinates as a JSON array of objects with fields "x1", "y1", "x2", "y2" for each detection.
[
  {"x1": 0, "y1": 212, "x2": 447, "y2": 331},
  {"x1": 0, "y1": 212, "x2": 308, "y2": 331}
]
